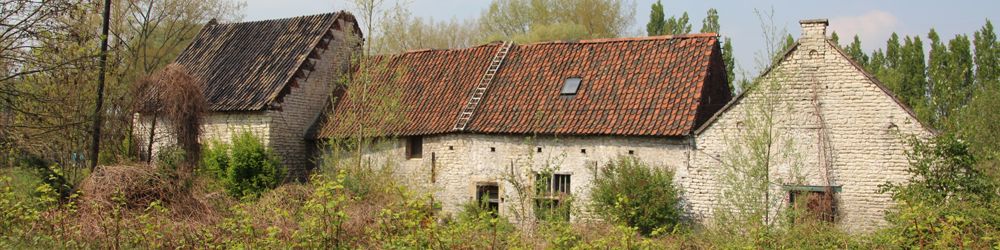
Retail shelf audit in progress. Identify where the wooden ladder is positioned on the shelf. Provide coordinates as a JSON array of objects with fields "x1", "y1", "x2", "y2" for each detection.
[{"x1": 454, "y1": 41, "x2": 513, "y2": 131}]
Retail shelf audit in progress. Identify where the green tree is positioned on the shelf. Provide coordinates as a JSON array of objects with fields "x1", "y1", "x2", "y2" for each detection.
[
  {"x1": 646, "y1": 0, "x2": 665, "y2": 36},
  {"x1": 664, "y1": 12, "x2": 691, "y2": 35},
  {"x1": 927, "y1": 28, "x2": 948, "y2": 126},
  {"x1": 845, "y1": 35, "x2": 868, "y2": 68},
  {"x1": 930, "y1": 32, "x2": 974, "y2": 129},
  {"x1": 700, "y1": 8, "x2": 719, "y2": 34},
  {"x1": 700, "y1": 8, "x2": 735, "y2": 93},
  {"x1": 900, "y1": 35, "x2": 931, "y2": 122},
  {"x1": 973, "y1": 20, "x2": 998, "y2": 89},
  {"x1": 482, "y1": 0, "x2": 633, "y2": 42},
  {"x1": 830, "y1": 31, "x2": 839, "y2": 45}
]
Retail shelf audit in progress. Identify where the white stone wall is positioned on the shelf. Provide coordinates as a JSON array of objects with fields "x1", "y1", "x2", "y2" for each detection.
[
  {"x1": 686, "y1": 22, "x2": 932, "y2": 232},
  {"x1": 133, "y1": 112, "x2": 270, "y2": 161},
  {"x1": 344, "y1": 133, "x2": 691, "y2": 223}
]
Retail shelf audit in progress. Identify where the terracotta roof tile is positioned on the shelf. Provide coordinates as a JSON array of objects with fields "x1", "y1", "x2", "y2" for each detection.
[{"x1": 317, "y1": 34, "x2": 731, "y2": 138}]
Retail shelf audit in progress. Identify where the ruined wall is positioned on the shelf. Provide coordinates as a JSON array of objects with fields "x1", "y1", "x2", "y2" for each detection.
[{"x1": 685, "y1": 20, "x2": 931, "y2": 232}]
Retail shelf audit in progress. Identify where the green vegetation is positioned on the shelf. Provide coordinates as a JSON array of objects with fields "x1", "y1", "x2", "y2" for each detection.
[
  {"x1": 203, "y1": 132, "x2": 284, "y2": 199},
  {"x1": 590, "y1": 156, "x2": 682, "y2": 236}
]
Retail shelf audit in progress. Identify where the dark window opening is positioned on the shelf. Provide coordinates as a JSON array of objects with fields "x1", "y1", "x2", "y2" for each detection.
[
  {"x1": 406, "y1": 136, "x2": 423, "y2": 159},
  {"x1": 580, "y1": 149, "x2": 587, "y2": 154},
  {"x1": 537, "y1": 147, "x2": 542, "y2": 153},
  {"x1": 560, "y1": 77, "x2": 582, "y2": 96},
  {"x1": 789, "y1": 188, "x2": 837, "y2": 223},
  {"x1": 535, "y1": 173, "x2": 571, "y2": 221},
  {"x1": 448, "y1": 145, "x2": 454, "y2": 150},
  {"x1": 490, "y1": 147, "x2": 496, "y2": 152},
  {"x1": 628, "y1": 150, "x2": 635, "y2": 155},
  {"x1": 476, "y1": 183, "x2": 500, "y2": 216}
]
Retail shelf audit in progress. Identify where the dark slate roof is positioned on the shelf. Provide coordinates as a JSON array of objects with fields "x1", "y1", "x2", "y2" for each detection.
[
  {"x1": 316, "y1": 34, "x2": 732, "y2": 138},
  {"x1": 174, "y1": 11, "x2": 359, "y2": 111}
]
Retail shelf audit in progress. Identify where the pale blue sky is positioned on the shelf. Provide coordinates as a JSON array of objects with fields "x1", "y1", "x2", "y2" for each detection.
[{"x1": 237, "y1": 0, "x2": 1000, "y2": 76}]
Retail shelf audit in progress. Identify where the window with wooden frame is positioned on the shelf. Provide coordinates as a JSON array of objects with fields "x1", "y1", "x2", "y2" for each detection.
[
  {"x1": 786, "y1": 186, "x2": 839, "y2": 223},
  {"x1": 405, "y1": 136, "x2": 423, "y2": 159},
  {"x1": 535, "y1": 173, "x2": 571, "y2": 221},
  {"x1": 476, "y1": 183, "x2": 500, "y2": 216}
]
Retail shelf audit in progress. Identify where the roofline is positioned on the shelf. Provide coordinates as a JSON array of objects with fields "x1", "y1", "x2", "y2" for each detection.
[
  {"x1": 824, "y1": 39, "x2": 938, "y2": 135},
  {"x1": 263, "y1": 11, "x2": 362, "y2": 111},
  {"x1": 693, "y1": 41, "x2": 802, "y2": 135},
  {"x1": 315, "y1": 130, "x2": 694, "y2": 141},
  {"x1": 693, "y1": 38, "x2": 938, "y2": 136},
  {"x1": 393, "y1": 33, "x2": 720, "y2": 55},
  {"x1": 521, "y1": 32, "x2": 719, "y2": 46}
]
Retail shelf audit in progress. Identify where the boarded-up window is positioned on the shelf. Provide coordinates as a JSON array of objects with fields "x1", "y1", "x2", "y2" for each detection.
[
  {"x1": 788, "y1": 187, "x2": 838, "y2": 223},
  {"x1": 406, "y1": 136, "x2": 423, "y2": 159},
  {"x1": 476, "y1": 183, "x2": 500, "y2": 216}
]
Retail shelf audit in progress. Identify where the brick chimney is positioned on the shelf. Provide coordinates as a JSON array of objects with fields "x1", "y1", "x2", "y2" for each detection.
[{"x1": 799, "y1": 19, "x2": 829, "y2": 42}]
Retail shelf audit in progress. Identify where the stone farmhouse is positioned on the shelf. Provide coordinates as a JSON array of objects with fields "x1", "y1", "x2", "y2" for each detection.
[
  {"x1": 134, "y1": 11, "x2": 361, "y2": 179},
  {"x1": 137, "y1": 12, "x2": 930, "y2": 232}
]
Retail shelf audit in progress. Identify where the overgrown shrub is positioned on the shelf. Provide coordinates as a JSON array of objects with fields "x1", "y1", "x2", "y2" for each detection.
[
  {"x1": 590, "y1": 156, "x2": 682, "y2": 236},
  {"x1": 202, "y1": 132, "x2": 284, "y2": 199},
  {"x1": 200, "y1": 140, "x2": 230, "y2": 179},
  {"x1": 224, "y1": 132, "x2": 284, "y2": 198},
  {"x1": 878, "y1": 135, "x2": 1000, "y2": 248}
]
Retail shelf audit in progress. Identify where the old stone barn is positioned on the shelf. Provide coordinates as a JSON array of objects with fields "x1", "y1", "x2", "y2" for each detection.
[{"x1": 137, "y1": 12, "x2": 930, "y2": 232}]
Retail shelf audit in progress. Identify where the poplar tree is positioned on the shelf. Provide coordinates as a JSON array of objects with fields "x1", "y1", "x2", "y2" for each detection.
[
  {"x1": 845, "y1": 35, "x2": 868, "y2": 68},
  {"x1": 700, "y1": 8, "x2": 735, "y2": 93},
  {"x1": 900, "y1": 35, "x2": 931, "y2": 122},
  {"x1": 973, "y1": 20, "x2": 998, "y2": 89},
  {"x1": 646, "y1": 0, "x2": 665, "y2": 36}
]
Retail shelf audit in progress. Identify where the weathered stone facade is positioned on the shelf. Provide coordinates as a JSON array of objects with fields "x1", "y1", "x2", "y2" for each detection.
[
  {"x1": 134, "y1": 15, "x2": 356, "y2": 180},
  {"x1": 339, "y1": 20, "x2": 931, "y2": 233},
  {"x1": 685, "y1": 19, "x2": 932, "y2": 232},
  {"x1": 350, "y1": 134, "x2": 691, "y2": 221}
]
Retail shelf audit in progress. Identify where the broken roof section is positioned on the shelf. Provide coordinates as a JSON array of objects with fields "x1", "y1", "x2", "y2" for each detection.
[
  {"x1": 174, "y1": 11, "x2": 360, "y2": 111},
  {"x1": 316, "y1": 33, "x2": 732, "y2": 138}
]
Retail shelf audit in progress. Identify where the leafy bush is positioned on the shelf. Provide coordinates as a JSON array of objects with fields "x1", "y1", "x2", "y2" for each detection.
[
  {"x1": 200, "y1": 140, "x2": 230, "y2": 179},
  {"x1": 201, "y1": 132, "x2": 284, "y2": 198},
  {"x1": 877, "y1": 135, "x2": 1000, "y2": 248},
  {"x1": 590, "y1": 156, "x2": 682, "y2": 236}
]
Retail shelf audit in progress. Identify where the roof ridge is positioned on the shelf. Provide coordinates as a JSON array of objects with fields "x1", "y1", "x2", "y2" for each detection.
[
  {"x1": 519, "y1": 33, "x2": 719, "y2": 46},
  {"x1": 215, "y1": 12, "x2": 339, "y2": 26}
]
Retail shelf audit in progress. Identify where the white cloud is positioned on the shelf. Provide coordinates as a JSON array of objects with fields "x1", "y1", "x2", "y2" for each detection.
[{"x1": 830, "y1": 10, "x2": 898, "y2": 50}]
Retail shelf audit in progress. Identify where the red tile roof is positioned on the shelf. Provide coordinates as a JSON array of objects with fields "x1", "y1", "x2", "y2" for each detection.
[{"x1": 316, "y1": 33, "x2": 731, "y2": 138}]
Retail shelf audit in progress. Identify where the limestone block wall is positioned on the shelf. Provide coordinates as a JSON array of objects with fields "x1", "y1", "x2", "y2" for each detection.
[
  {"x1": 133, "y1": 112, "x2": 270, "y2": 161},
  {"x1": 267, "y1": 29, "x2": 354, "y2": 180},
  {"x1": 350, "y1": 133, "x2": 691, "y2": 222},
  {"x1": 686, "y1": 21, "x2": 931, "y2": 232}
]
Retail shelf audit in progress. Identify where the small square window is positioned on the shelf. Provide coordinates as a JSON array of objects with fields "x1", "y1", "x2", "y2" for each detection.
[
  {"x1": 449, "y1": 145, "x2": 454, "y2": 150},
  {"x1": 537, "y1": 147, "x2": 542, "y2": 153},
  {"x1": 580, "y1": 149, "x2": 586, "y2": 154},
  {"x1": 490, "y1": 147, "x2": 496, "y2": 152},
  {"x1": 628, "y1": 150, "x2": 635, "y2": 155},
  {"x1": 560, "y1": 77, "x2": 582, "y2": 95},
  {"x1": 406, "y1": 136, "x2": 423, "y2": 159}
]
